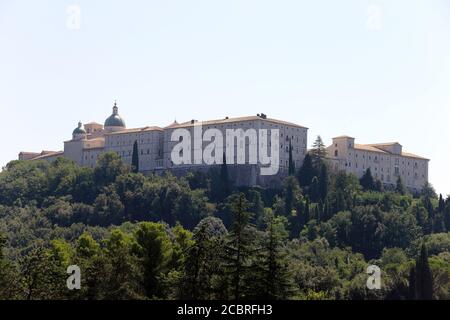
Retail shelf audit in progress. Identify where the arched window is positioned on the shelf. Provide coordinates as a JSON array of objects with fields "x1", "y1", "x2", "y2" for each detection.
[{"x1": 335, "y1": 150, "x2": 338, "y2": 157}]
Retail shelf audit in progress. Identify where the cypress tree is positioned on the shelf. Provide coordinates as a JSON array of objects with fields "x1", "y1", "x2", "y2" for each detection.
[
  {"x1": 220, "y1": 152, "x2": 231, "y2": 199},
  {"x1": 223, "y1": 193, "x2": 256, "y2": 300},
  {"x1": 309, "y1": 176, "x2": 320, "y2": 202},
  {"x1": 396, "y1": 176, "x2": 406, "y2": 195},
  {"x1": 415, "y1": 243, "x2": 433, "y2": 300},
  {"x1": 359, "y1": 168, "x2": 374, "y2": 191},
  {"x1": 295, "y1": 200, "x2": 306, "y2": 233},
  {"x1": 318, "y1": 163, "x2": 329, "y2": 201},
  {"x1": 304, "y1": 197, "x2": 310, "y2": 224},
  {"x1": 288, "y1": 141, "x2": 295, "y2": 176},
  {"x1": 258, "y1": 209, "x2": 293, "y2": 299},
  {"x1": 445, "y1": 196, "x2": 450, "y2": 231},
  {"x1": 438, "y1": 194, "x2": 445, "y2": 213},
  {"x1": 131, "y1": 140, "x2": 139, "y2": 173}
]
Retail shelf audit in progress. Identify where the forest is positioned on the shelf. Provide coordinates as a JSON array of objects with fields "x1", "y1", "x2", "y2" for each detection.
[{"x1": 0, "y1": 137, "x2": 449, "y2": 300}]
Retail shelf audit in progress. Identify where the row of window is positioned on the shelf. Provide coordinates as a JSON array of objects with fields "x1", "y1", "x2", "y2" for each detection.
[
  {"x1": 343, "y1": 161, "x2": 426, "y2": 180},
  {"x1": 339, "y1": 150, "x2": 425, "y2": 168}
]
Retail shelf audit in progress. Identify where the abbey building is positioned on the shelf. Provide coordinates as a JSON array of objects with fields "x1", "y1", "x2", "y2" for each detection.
[
  {"x1": 325, "y1": 136, "x2": 429, "y2": 192},
  {"x1": 19, "y1": 102, "x2": 308, "y2": 187},
  {"x1": 18, "y1": 102, "x2": 429, "y2": 191}
]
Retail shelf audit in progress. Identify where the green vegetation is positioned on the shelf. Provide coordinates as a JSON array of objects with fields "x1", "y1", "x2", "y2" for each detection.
[{"x1": 0, "y1": 151, "x2": 449, "y2": 300}]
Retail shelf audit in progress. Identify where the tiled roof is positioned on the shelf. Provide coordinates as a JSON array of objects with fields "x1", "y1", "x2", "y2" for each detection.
[
  {"x1": 354, "y1": 144, "x2": 429, "y2": 160},
  {"x1": 104, "y1": 126, "x2": 164, "y2": 135},
  {"x1": 165, "y1": 115, "x2": 307, "y2": 129},
  {"x1": 367, "y1": 142, "x2": 401, "y2": 147},
  {"x1": 31, "y1": 151, "x2": 64, "y2": 160},
  {"x1": 19, "y1": 151, "x2": 40, "y2": 155},
  {"x1": 401, "y1": 152, "x2": 429, "y2": 161},
  {"x1": 354, "y1": 144, "x2": 389, "y2": 153}
]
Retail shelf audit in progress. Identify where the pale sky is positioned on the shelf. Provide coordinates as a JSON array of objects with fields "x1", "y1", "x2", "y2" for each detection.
[{"x1": 0, "y1": 0, "x2": 449, "y2": 194}]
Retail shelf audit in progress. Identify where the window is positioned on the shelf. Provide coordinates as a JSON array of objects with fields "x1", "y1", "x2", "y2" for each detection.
[{"x1": 335, "y1": 150, "x2": 338, "y2": 157}]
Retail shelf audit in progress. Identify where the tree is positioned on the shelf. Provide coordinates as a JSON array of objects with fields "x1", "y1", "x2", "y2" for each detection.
[
  {"x1": 408, "y1": 266, "x2": 416, "y2": 299},
  {"x1": 304, "y1": 197, "x2": 311, "y2": 225},
  {"x1": 93, "y1": 184, "x2": 125, "y2": 226},
  {"x1": 309, "y1": 176, "x2": 320, "y2": 202},
  {"x1": 247, "y1": 189, "x2": 265, "y2": 227},
  {"x1": 396, "y1": 176, "x2": 406, "y2": 195},
  {"x1": 183, "y1": 217, "x2": 228, "y2": 299},
  {"x1": 310, "y1": 136, "x2": 327, "y2": 168},
  {"x1": 133, "y1": 222, "x2": 173, "y2": 299},
  {"x1": 374, "y1": 180, "x2": 383, "y2": 192},
  {"x1": 359, "y1": 168, "x2": 375, "y2": 191},
  {"x1": 413, "y1": 243, "x2": 434, "y2": 300},
  {"x1": 349, "y1": 206, "x2": 383, "y2": 259},
  {"x1": 297, "y1": 154, "x2": 316, "y2": 188},
  {"x1": 221, "y1": 152, "x2": 231, "y2": 197},
  {"x1": 288, "y1": 141, "x2": 295, "y2": 176},
  {"x1": 222, "y1": 193, "x2": 258, "y2": 300},
  {"x1": 445, "y1": 195, "x2": 450, "y2": 231},
  {"x1": 329, "y1": 172, "x2": 361, "y2": 214},
  {"x1": 0, "y1": 233, "x2": 18, "y2": 299},
  {"x1": 131, "y1": 140, "x2": 139, "y2": 173},
  {"x1": 208, "y1": 153, "x2": 232, "y2": 202},
  {"x1": 103, "y1": 229, "x2": 144, "y2": 299},
  {"x1": 318, "y1": 163, "x2": 329, "y2": 201},
  {"x1": 257, "y1": 209, "x2": 293, "y2": 299},
  {"x1": 94, "y1": 152, "x2": 128, "y2": 187},
  {"x1": 421, "y1": 182, "x2": 437, "y2": 199},
  {"x1": 438, "y1": 194, "x2": 445, "y2": 215},
  {"x1": 74, "y1": 232, "x2": 109, "y2": 300},
  {"x1": 282, "y1": 176, "x2": 302, "y2": 217},
  {"x1": 19, "y1": 246, "x2": 67, "y2": 300}
]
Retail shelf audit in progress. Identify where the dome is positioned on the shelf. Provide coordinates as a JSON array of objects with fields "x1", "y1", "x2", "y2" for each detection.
[
  {"x1": 72, "y1": 122, "x2": 86, "y2": 135},
  {"x1": 104, "y1": 114, "x2": 126, "y2": 127},
  {"x1": 104, "y1": 101, "x2": 126, "y2": 128}
]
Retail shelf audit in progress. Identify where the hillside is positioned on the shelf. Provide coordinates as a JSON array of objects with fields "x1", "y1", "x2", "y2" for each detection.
[{"x1": 0, "y1": 151, "x2": 449, "y2": 300}]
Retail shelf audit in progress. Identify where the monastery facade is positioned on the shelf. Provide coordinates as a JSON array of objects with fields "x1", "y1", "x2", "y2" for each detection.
[{"x1": 18, "y1": 102, "x2": 429, "y2": 191}]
